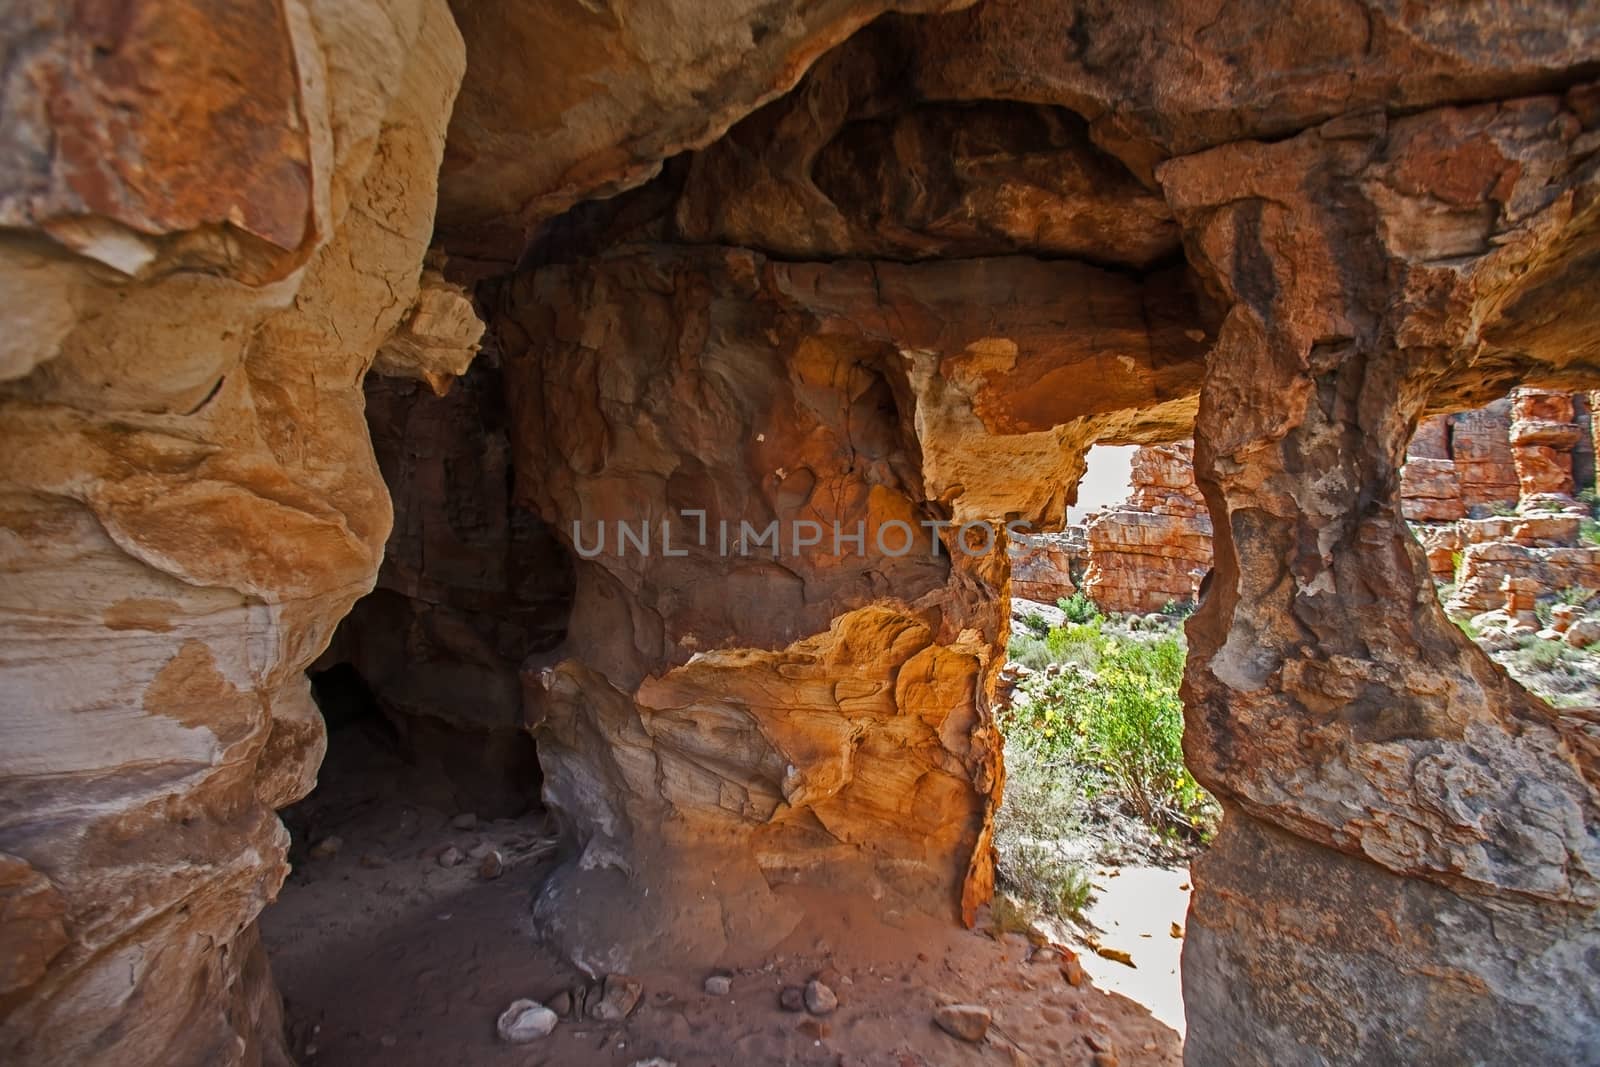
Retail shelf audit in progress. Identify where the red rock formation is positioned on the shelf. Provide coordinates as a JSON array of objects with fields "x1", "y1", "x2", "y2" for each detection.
[
  {"x1": 1450, "y1": 400, "x2": 1523, "y2": 510},
  {"x1": 2, "y1": 3, "x2": 1600, "y2": 1065},
  {"x1": 493, "y1": 245, "x2": 1203, "y2": 971},
  {"x1": 1164, "y1": 85, "x2": 1600, "y2": 1065},
  {"x1": 1009, "y1": 531, "x2": 1082, "y2": 605},
  {"x1": 1512, "y1": 387, "x2": 1582, "y2": 501},
  {"x1": 1082, "y1": 442, "x2": 1213, "y2": 613},
  {"x1": 1448, "y1": 514, "x2": 1600, "y2": 616},
  {"x1": 0, "y1": 2, "x2": 472, "y2": 1062}
]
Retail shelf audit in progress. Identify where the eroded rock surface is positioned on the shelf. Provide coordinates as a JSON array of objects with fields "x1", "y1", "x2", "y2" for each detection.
[
  {"x1": 1083, "y1": 442, "x2": 1212, "y2": 614},
  {"x1": 493, "y1": 245, "x2": 1201, "y2": 972},
  {"x1": 1167, "y1": 84, "x2": 1600, "y2": 1064},
  {"x1": 0, "y1": 1, "x2": 470, "y2": 1062},
  {"x1": 3, "y1": 2, "x2": 1600, "y2": 1065}
]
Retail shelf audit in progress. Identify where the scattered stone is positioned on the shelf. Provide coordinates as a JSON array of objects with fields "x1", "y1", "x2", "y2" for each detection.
[
  {"x1": 451, "y1": 813, "x2": 478, "y2": 830},
  {"x1": 591, "y1": 975, "x2": 642, "y2": 1021},
  {"x1": 358, "y1": 853, "x2": 387, "y2": 869},
  {"x1": 803, "y1": 979, "x2": 837, "y2": 1016},
  {"x1": 478, "y1": 850, "x2": 504, "y2": 880},
  {"x1": 436, "y1": 845, "x2": 462, "y2": 868},
  {"x1": 703, "y1": 974, "x2": 732, "y2": 996},
  {"x1": 1028, "y1": 945, "x2": 1062, "y2": 964},
  {"x1": 309, "y1": 836, "x2": 342, "y2": 860},
  {"x1": 779, "y1": 986, "x2": 806, "y2": 1012},
  {"x1": 1092, "y1": 1053, "x2": 1120, "y2": 1067},
  {"x1": 1566, "y1": 618, "x2": 1600, "y2": 648},
  {"x1": 1059, "y1": 956, "x2": 1086, "y2": 987},
  {"x1": 1094, "y1": 945, "x2": 1135, "y2": 967},
  {"x1": 628, "y1": 1059, "x2": 676, "y2": 1067},
  {"x1": 933, "y1": 1003, "x2": 991, "y2": 1042},
  {"x1": 547, "y1": 990, "x2": 572, "y2": 1018},
  {"x1": 1170, "y1": 922, "x2": 1184, "y2": 938},
  {"x1": 379, "y1": 1034, "x2": 396, "y2": 1048},
  {"x1": 496, "y1": 999, "x2": 557, "y2": 1043}
]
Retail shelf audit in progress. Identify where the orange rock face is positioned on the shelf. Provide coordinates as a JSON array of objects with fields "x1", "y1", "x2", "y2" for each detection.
[
  {"x1": 2, "y1": 3, "x2": 1600, "y2": 1066},
  {"x1": 1083, "y1": 442, "x2": 1213, "y2": 613},
  {"x1": 1165, "y1": 85, "x2": 1600, "y2": 1066},
  {"x1": 491, "y1": 244, "x2": 1201, "y2": 969},
  {"x1": 0, "y1": 2, "x2": 472, "y2": 1062}
]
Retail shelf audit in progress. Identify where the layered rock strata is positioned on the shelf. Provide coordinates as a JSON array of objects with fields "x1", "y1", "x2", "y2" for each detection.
[
  {"x1": 0, "y1": 1, "x2": 472, "y2": 1062},
  {"x1": 1082, "y1": 442, "x2": 1213, "y2": 613},
  {"x1": 1, "y1": 3, "x2": 1599, "y2": 1066},
  {"x1": 1168, "y1": 86, "x2": 1600, "y2": 1065},
  {"x1": 492, "y1": 246, "x2": 1204, "y2": 972},
  {"x1": 1009, "y1": 529, "x2": 1084, "y2": 605}
]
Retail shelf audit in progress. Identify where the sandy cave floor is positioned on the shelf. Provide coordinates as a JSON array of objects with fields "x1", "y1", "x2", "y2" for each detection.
[{"x1": 262, "y1": 726, "x2": 1185, "y2": 1066}]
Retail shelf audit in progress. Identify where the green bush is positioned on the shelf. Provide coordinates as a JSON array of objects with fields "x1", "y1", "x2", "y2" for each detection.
[
  {"x1": 993, "y1": 737, "x2": 1095, "y2": 921},
  {"x1": 1006, "y1": 633, "x2": 1054, "y2": 671},
  {"x1": 1057, "y1": 591, "x2": 1101, "y2": 624},
  {"x1": 1020, "y1": 610, "x2": 1051, "y2": 638},
  {"x1": 1582, "y1": 518, "x2": 1600, "y2": 548},
  {"x1": 1003, "y1": 623, "x2": 1213, "y2": 836},
  {"x1": 1161, "y1": 598, "x2": 1196, "y2": 619}
]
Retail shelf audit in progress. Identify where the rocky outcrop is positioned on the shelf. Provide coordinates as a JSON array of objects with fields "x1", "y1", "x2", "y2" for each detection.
[
  {"x1": 1009, "y1": 529, "x2": 1084, "y2": 605},
  {"x1": 1512, "y1": 388, "x2": 1583, "y2": 503},
  {"x1": 1167, "y1": 84, "x2": 1600, "y2": 1065},
  {"x1": 3, "y1": 3, "x2": 1600, "y2": 1066},
  {"x1": 0, "y1": 1, "x2": 470, "y2": 1062},
  {"x1": 493, "y1": 244, "x2": 1203, "y2": 972},
  {"x1": 1082, "y1": 442, "x2": 1212, "y2": 613},
  {"x1": 1448, "y1": 513, "x2": 1600, "y2": 616}
]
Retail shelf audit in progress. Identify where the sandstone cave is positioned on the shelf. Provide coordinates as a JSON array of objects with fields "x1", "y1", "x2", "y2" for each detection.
[{"x1": 3, "y1": 3, "x2": 1600, "y2": 1066}]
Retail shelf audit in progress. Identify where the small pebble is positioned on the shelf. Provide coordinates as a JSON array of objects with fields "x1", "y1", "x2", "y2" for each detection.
[
  {"x1": 451, "y1": 813, "x2": 478, "y2": 830},
  {"x1": 703, "y1": 974, "x2": 732, "y2": 996},
  {"x1": 437, "y1": 846, "x2": 462, "y2": 868},
  {"x1": 803, "y1": 980, "x2": 837, "y2": 1016},
  {"x1": 309, "y1": 836, "x2": 342, "y2": 860},
  {"x1": 779, "y1": 986, "x2": 806, "y2": 1012},
  {"x1": 479, "y1": 850, "x2": 504, "y2": 880},
  {"x1": 933, "y1": 1003, "x2": 991, "y2": 1042},
  {"x1": 496, "y1": 999, "x2": 557, "y2": 1043}
]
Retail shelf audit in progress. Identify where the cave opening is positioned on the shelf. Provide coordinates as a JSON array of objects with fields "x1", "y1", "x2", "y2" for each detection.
[{"x1": 10, "y1": 3, "x2": 1600, "y2": 1065}]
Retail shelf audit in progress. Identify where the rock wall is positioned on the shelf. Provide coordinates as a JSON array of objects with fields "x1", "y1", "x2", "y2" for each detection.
[
  {"x1": 1083, "y1": 442, "x2": 1213, "y2": 613},
  {"x1": 1010, "y1": 529, "x2": 1084, "y2": 605},
  {"x1": 0, "y1": 1, "x2": 472, "y2": 1062},
  {"x1": 1, "y1": 2, "x2": 1599, "y2": 1065},
  {"x1": 1167, "y1": 85, "x2": 1600, "y2": 1065},
  {"x1": 492, "y1": 244, "x2": 1203, "y2": 973}
]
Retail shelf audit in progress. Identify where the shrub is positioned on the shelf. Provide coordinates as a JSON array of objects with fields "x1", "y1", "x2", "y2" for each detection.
[
  {"x1": 1057, "y1": 591, "x2": 1101, "y2": 624},
  {"x1": 1003, "y1": 629, "x2": 1213, "y2": 836},
  {"x1": 1559, "y1": 586, "x2": 1597, "y2": 607},
  {"x1": 1161, "y1": 598, "x2": 1196, "y2": 619},
  {"x1": 1582, "y1": 518, "x2": 1600, "y2": 548},
  {"x1": 1045, "y1": 620, "x2": 1110, "y2": 669},
  {"x1": 1006, "y1": 633, "x2": 1054, "y2": 671},
  {"x1": 1020, "y1": 610, "x2": 1051, "y2": 638},
  {"x1": 993, "y1": 737, "x2": 1095, "y2": 921}
]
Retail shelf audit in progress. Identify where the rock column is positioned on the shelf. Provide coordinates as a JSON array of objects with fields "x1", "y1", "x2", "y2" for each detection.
[{"x1": 1162, "y1": 95, "x2": 1600, "y2": 1065}]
